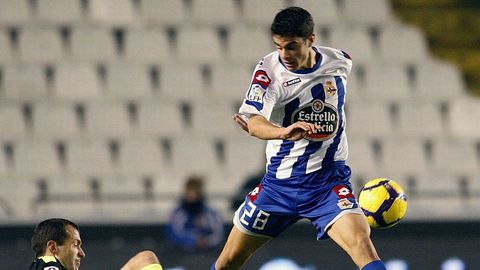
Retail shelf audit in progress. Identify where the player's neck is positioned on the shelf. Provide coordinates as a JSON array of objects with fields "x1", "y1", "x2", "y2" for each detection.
[{"x1": 300, "y1": 48, "x2": 317, "y2": 70}]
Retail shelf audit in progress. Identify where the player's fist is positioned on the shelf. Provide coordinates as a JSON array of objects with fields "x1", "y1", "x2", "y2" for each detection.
[{"x1": 280, "y1": 121, "x2": 318, "y2": 141}]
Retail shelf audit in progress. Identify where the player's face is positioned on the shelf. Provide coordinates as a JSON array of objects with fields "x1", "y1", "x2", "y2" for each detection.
[
  {"x1": 273, "y1": 34, "x2": 315, "y2": 71},
  {"x1": 56, "y1": 225, "x2": 85, "y2": 270}
]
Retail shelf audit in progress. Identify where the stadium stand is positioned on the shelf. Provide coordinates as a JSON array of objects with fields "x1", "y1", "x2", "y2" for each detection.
[
  {"x1": 104, "y1": 63, "x2": 153, "y2": 100},
  {"x1": 32, "y1": 102, "x2": 80, "y2": 139},
  {"x1": 0, "y1": 0, "x2": 31, "y2": 26},
  {"x1": 2, "y1": 64, "x2": 49, "y2": 101},
  {"x1": 86, "y1": 0, "x2": 136, "y2": 27},
  {"x1": 139, "y1": 0, "x2": 187, "y2": 27},
  {"x1": 0, "y1": 104, "x2": 27, "y2": 141},
  {"x1": 291, "y1": 0, "x2": 338, "y2": 28},
  {"x1": 0, "y1": 28, "x2": 13, "y2": 63},
  {"x1": 190, "y1": 0, "x2": 239, "y2": 27},
  {"x1": 342, "y1": 0, "x2": 393, "y2": 28},
  {"x1": 227, "y1": 25, "x2": 274, "y2": 64},
  {"x1": 325, "y1": 26, "x2": 374, "y2": 66},
  {"x1": 36, "y1": 0, "x2": 83, "y2": 26},
  {"x1": 53, "y1": 63, "x2": 102, "y2": 101},
  {"x1": 70, "y1": 27, "x2": 118, "y2": 63},
  {"x1": 0, "y1": 0, "x2": 478, "y2": 224},
  {"x1": 124, "y1": 28, "x2": 171, "y2": 64},
  {"x1": 242, "y1": 0, "x2": 288, "y2": 27},
  {"x1": 210, "y1": 63, "x2": 252, "y2": 104},
  {"x1": 176, "y1": 26, "x2": 224, "y2": 64},
  {"x1": 135, "y1": 100, "x2": 185, "y2": 137},
  {"x1": 18, "y1": 27, "x2": 64, "y2": 64}
]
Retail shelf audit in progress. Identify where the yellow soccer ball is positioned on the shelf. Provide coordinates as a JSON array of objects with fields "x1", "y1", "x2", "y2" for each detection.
[{"x1": 358, "y1": 178, "x2": 408, "y2": 229}]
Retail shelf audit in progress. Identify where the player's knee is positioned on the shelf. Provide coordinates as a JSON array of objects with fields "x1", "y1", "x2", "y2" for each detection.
[
  {"x1": 136, "y1": 250, "x2": 160, "y2": 264},
  {"x1": 216, "y1": 252, "x2": 247, "y2": 270},
  {"x1": 350, "y1": 233, "x2": 376, "y2": 257}
]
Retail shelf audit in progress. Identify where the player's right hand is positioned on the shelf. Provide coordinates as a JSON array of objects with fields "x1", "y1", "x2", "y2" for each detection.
[
  {"x1": 280, "y1": 121, "x2": 319, "y2": 141},
  {"x1": 232, "y1": 113, "x2": 249, "y2": 133}
]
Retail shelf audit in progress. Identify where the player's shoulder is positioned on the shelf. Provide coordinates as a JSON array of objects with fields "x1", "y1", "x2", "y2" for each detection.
[
  {"x1": 316, "y1": 46, "x2": 352, "y2": 62},
  {"x1": 30, "y1": 256, "x2": 66, "y2": 270},
  {"x1": 255, "y1": 51, "x2": 278, "y2": 71},
  {"x1": 316, "y1": 46, "x2": 353, "y2": 75}
]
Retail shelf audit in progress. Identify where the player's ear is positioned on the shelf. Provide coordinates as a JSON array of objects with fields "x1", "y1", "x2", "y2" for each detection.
[
  {"x1": 46, "y1": 240, "x2": 58, "y2": 254},
  {"x1": 308, "y1": 34, "x2": 315, "y2": 46}
]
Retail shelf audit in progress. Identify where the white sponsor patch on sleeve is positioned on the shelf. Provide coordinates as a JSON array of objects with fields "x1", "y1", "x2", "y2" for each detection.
[{"x1": 247, "y1": 84, "x2": 265, "y2": 103}]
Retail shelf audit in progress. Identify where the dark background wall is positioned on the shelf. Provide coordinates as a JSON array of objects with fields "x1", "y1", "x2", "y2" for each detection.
[{"x1": 5, "y1": 221, "x2": 480, "y2": 270}]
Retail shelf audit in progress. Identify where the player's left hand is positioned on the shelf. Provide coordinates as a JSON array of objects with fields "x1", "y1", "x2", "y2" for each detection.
[{"x1": 232, "y1": 113, "x2": 249, "y2": 133}]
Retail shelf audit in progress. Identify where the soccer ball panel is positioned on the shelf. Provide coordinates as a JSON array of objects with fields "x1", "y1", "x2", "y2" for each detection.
[
  {"x1": 358, "y1": 178, "x2": 408, "y2": 229},
  {"x1": 382, "y1": 196, "x2": 408, "y2": 226}
]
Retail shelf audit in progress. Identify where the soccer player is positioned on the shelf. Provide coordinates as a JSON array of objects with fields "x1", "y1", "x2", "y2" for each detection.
[
  {"x1": 29, "y1": 218, "x2": 163, "y2": 270},
  {"x1": 211, "y1": 7, "x2": 387, "y2": 270}
]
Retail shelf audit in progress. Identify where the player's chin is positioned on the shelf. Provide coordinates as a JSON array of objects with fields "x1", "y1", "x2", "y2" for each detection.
[
  {"x1": 283, "y1": 61, "x2": 297, "y2": 70},
  {"x1": 285, "y1": 64, "x2": 297, "y2": 71}
]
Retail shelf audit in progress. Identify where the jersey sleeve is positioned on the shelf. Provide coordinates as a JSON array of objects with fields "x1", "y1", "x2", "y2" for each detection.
[
  {"x1": 320, "y1": 46, "x2": 353, "y2": 78},
  {"x1": 337, "y1": 49, "x2": 353, "y2": 76},
  {"x1": 238, "y1": 64, "x2": 279, "y2": 121}
]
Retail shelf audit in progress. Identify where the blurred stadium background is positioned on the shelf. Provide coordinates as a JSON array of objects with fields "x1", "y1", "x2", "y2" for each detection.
[{"x1": 0, "y1": 0, "x2": 479, "y2": 269}]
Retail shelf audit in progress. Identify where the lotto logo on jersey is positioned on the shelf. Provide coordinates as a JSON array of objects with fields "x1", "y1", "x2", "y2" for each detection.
[
  {"x1": 246, "y1": 70, "x2": 270, "y2": 106},
  {"x1": 251, "y1": 70, "x2": 271, "y2": 89},
  {"x1": 291, "y1": 99, "x2": 339, "y2": 141},
  {"x1": 282, "y1": 77, "x2": 301, "y2": 87},
  {"x1": 44, "y1": 267, "x2": 59, "y2": 270},
  {"x1": 333, "y1": 185, "x2": 353, "y2": 199}
]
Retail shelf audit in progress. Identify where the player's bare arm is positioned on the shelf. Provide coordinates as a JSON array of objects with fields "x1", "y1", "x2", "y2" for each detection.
[{"x1": 247, "y1": 114, "x2": 319, "y2": 141}]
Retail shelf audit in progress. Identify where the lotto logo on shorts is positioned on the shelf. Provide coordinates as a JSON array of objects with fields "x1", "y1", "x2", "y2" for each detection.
[
  {"x1": 333, "y1": 185, "x2": 353, "y2": 199},
  {"x1": 248, "y1": 184, "x2": 262, "y2": 202}
]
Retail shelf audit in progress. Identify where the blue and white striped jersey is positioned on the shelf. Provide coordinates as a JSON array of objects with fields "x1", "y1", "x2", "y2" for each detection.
[{"x1": 239, "y1": 46, "x2": 352, "y2": 179}]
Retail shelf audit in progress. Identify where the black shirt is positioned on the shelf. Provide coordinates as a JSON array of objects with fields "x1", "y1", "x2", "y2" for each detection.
[{"x1": 29, "y1": 256, "x2": 67, "y2": 270}]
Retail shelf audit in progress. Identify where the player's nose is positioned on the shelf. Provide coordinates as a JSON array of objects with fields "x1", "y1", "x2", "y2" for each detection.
[
  {"x1": 279, "y1": 49, "x2": 292, "y2": 61},
  {"x1": 79, "y1": 247, "x2": 86, "y2": 258}
]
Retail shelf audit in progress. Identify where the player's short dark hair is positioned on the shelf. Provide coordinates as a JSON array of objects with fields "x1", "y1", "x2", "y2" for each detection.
[
  {"x1": 270, "y1": 6, "x2": 314, "y2": 39},
  {"x1": 31, "y1": 218, "x2": 80, "y2": 257}
]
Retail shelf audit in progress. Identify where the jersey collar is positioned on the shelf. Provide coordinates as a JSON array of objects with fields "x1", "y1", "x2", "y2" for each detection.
[
  {"x1": 39, "y1": 256, "x2": 57, "y2": 263},
  {"x1": 279, "y1": 46, "x2": 323, "y2": 74}
]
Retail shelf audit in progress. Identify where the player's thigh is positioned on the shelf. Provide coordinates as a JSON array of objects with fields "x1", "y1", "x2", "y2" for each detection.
[{"x1": 217, "y1": 226, "x2": 271, "y2": 264}]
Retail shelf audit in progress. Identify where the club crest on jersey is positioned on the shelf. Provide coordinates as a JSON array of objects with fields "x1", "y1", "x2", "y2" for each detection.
[
  {"x1": 324, "y1": 80, "x2": 337, "y2": 97},
  {"x1": 282, "y1": 77, "x2": 301, "y2": 87},
  {"x1": 337, "y1": 198, "x2": 354, "y2": 209},
  {"x1": 291, "y1": 99, "x2": 339, "y2": 141}
]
